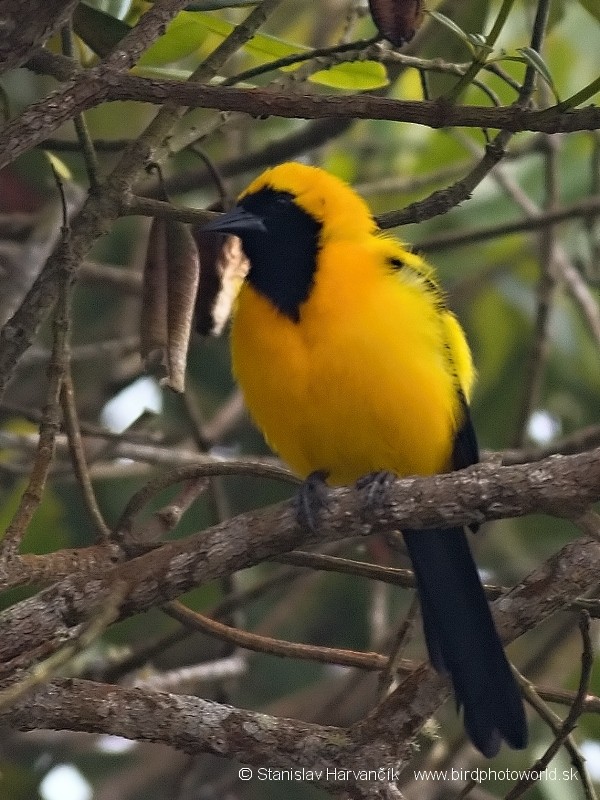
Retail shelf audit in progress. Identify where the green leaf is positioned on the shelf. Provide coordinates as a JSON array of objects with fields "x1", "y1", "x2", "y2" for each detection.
[
  {"x1": 578, "y1": 0, "x2": 600, "y2": 23},
  {"x1": 73, "y1": 2, "x2": 130, "y2": 57},
  {"x1": 133, "y1": 64, "x2": 197, "y2": 81},
  {"x1": 186, "y1": 0, "x2": 260, "y2": 8},
  {"x1": 140, "y1": 11, "x2": 301, "y2": 66},
  {"x1": 74, "y1": 6, "x2": 387, "y2": 91},
  {"x1": 466, "y1": 32, "x2": 490, "y2": 51},
  {"x1": 428, "y1": 11, "x2": 476, "y2": 54},
  {"x1": 142, "y1": 11, "x2": 387, "y2": 89},
  {"x1": 0, "y1": 479, "x2": 67, "y2": 553},
  {"x1": 43, "y1": 150, "x2": 73, "y2": 181},
  {"x1": 517, "y1": 46, "x2": 560, "y2": 102},
  {"x1": 309, "y1": 61, "x2": 387, "y2": 90},
  {"x1": 139, "y1": 10, "x2": 217, "y2": 65}
]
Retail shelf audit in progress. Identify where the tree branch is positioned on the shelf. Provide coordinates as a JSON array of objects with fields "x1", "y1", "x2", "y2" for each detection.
[
  {"x1": 0, "y1": 447, "x2": 599, "y2": 670},
  {"x1": 3, "y1": 509, "x2": 600, "y2": 786},
  {"x1": 1, "y1": 75, "x2": 599, "y2": 173},
  {"x1": 1, "y1": 678, "x2": 384, "y2": 783}
]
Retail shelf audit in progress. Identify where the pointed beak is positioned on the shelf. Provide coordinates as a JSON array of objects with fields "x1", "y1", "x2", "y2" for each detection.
[{"x1": 202, "y1": 205, "x2": 267, "y2": 235}]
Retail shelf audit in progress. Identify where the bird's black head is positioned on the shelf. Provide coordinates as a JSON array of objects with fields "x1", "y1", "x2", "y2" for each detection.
[{"x1": 203, "y1": 186, "x2": 321, "y2": 321}]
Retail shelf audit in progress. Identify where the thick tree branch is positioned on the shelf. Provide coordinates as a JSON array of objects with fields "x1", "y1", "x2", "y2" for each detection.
[
  {"x1": 1, "y1": 75, "x2": 599, "y2": 173},
  {"x1": 3, "y1": 520, "x2": 600, "y2": 784},
  {"x1": 0, "y1": 0, "x2": 265, "y2": 172},
  {"x1": 0, "y1": 0, "x2": 79, "y2": 73},
  {"x1": 0, "y1": 446, "x2": 598, "y2": 670},
  {"x1": 1, "y1": 678, "x2": 384, "y2": 783}
]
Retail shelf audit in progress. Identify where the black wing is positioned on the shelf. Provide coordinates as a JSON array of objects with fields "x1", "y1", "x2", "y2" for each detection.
[{"x1": 452, "y1": 390, "x2": 479, "y2": 471}]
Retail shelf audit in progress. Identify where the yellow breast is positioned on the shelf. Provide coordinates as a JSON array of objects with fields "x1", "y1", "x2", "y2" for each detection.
[{"x1": 231, "y1": 237, "x2": 466, "y2": 485}]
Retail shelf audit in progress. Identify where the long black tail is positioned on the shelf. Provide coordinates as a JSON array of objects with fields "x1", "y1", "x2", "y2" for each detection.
[{"x1": 403, "y1": 526, "x2": 527, "y2": 757}]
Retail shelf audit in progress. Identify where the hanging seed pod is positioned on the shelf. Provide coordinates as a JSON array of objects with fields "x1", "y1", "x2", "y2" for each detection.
[
  {"x1": 193, "y1": 223, "x2": 249, "y2": 337},
  {"x1": 140, "y1": 217, "x2": 169, "y2": 378},
  {"x1": 164, "y1": 220, "x2": 200, "y2": 393},
  {"x1": 368, "y1": 0, "x2": 424, "y2": 46}
]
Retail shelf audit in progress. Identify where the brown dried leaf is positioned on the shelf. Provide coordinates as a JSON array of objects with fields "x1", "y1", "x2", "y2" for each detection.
[
  {"x1": 140, "y1": 217, "x2": 169, "y2": 378},
  {"x1": 368, "y1": 0, "x2": 424, "y2": 46},
  {"x1": 163, "y1": 220, "x2": 200, "y2": 393}
]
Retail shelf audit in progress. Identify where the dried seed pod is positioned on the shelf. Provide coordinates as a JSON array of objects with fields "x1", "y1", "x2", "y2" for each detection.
[
  {"x1": 193, "y1": 224, "x2": 249, "y2": 337},
  {"x1": 164, "y1": 220, "x2": 200, "y2": 393},
  {"x1": 140, "y1": 217, "x2": 169, "y2": 378},
  {"x1": 368, "y1": 0, "x2": 424, "y2": 46}
]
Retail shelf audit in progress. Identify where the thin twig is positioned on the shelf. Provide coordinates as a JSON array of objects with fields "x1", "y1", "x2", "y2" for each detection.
[
  {"x1": 378, "y1": 595, "x2": 420, "y2": 699},
  {"x1": 506, "y1": 612, "x2": 594, "y2": 800},
  {"x1": 515, "y1": 670, "x2": 596, "y2": 800},
  {"x1": 80, "y1": 262, "x2": 143, "y2": 292},
  {"x1": 100, "y1": 566, "x2": 302, "y2": 682},
  {"x1": 131, "y1": 654, "x2": 247, "y2": 692},
  {"x1": 0, "y1": 260, "x2": 73, "y2": 558},
  {"x1": 60, "y1": 23, "x2": 101, "y2": 192},
  {"x1": 224, "y1": 36, "x2": 379, "y2": 85},
  {"x1": 113, "y1": 461, "x2": 296, "y2": 545},
  {"x1": 163, "y1": 600, "x2": 398, "y2": 673},
  {"x1": 379, "y1": 130, "x2": 513, "y2": 227},
  {"x1": 60, "y1": 366, "x2": 112, "y2": 542},
  {"x1": 0, "y1": 580, "x2": 129, "y2": 710},
  {"x1": 500, "y1": 424, "x2": 600, "y2": 464},
  {"x1": 0, "y1": 429, "x2": 285, "y2": 474},
  {"x1": 520, "y1": 0, "x2": 553, "y2": 98},
  {"x1": 443, "y1": 0, "x2": 517, "y2": 103},
  {"x1": 410, "y1": 195, "x2": 600, "y2": 247},
  {"x1": 20, "y1": 335, "x2": 141, "y2": 366},
  {"x1": 513, "y1": 134, "x2": 560, "y2": 446},
  {"x1": 275, "y1": 551, "x2": 417, "y2": 589},
  {"x1": 537, "y1": 685, "x2": 600, "y2": 714}
]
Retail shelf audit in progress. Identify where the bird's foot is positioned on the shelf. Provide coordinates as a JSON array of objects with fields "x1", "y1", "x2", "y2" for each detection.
[
  {"x1": 356, "y1": 470, "x2": 396, "y2": 509},
  {"x1": 295, "y1": 470, "x2": 330, "y2": 532}
]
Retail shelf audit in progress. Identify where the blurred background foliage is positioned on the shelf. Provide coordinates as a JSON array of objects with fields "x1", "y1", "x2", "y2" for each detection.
[{"x1": 1, "y1": 0, "x2": 600, "y2": 798}]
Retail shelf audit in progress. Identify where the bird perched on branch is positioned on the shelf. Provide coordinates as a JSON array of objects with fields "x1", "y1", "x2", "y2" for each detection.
[{"x1": 203, "y1": 161, "x2": 527, "y2": 757}]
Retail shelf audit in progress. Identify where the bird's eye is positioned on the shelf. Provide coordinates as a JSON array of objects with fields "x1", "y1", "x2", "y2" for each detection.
[{"x1": 274, "y1": 192, "x2": 294, "y2": 206}]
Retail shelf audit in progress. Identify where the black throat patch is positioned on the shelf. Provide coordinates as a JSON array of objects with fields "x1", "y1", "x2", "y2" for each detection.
[{"x1": 237, "y1": 188, "x2": 321, "y2": 321}]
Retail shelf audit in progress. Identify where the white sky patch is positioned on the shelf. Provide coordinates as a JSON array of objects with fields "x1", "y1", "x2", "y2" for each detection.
[
  {"x1": 96, "y1": 734, "x2": 137, "y2": 754},
  {"x1": 40, "y1": 764, "x2": 92, "y2": 800},
  {"x1": 527, "y1": 409, "x2": 561, "y2": 445},
  {"x1": 477, "y1": 567, "x2": 494, "y2": 584},
  {"x1": 579, "y1": 741, "x2": 600, "y2": 781},
  {"x1": 101, "y1": 376, "x2": 162, "y2": 433}
]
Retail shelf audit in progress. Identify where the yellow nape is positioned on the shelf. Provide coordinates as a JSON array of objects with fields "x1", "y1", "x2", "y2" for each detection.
[{"x1": 240, "y1": 162, "x2": 377, "y2": 242}]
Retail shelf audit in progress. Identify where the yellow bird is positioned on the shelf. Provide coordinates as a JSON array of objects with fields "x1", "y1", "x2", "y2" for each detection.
[{"x1": 204, "y1": 162, "x2": 527, "y2": 756}]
